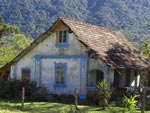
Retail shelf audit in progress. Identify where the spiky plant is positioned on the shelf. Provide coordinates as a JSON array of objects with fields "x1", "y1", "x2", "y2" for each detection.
[
  {"x1": 123, "y1": 95, "x2": 139, "y2": 111},
  {"x1": 97, "y1": 80, "x2": 111, "y2": 110}
]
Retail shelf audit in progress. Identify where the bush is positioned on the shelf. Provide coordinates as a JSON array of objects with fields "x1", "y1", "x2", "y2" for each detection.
[
  {"x1": 9, "y1": 79, "x2": 22, "y2": 99},
  {"x1": 21, "y1": 80, "x2": 37, "y2": 100},
  {"x1": 97, "y1": 80, "x2": 112, "y2": 110},
  {"x1": 35, "y1": 86, "x2": 49, "y2": 101},
  {"x1": 0, "y1": 79, "x2": 48, "y2": 101},
  {"x1": 0, "y1": 79, "x2": 12, "y2": 99}
]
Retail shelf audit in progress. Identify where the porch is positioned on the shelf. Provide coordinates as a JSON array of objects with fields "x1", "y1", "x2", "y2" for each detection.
[{"x1": 86, "y1": 68, "x2": 142, "y2": 98}]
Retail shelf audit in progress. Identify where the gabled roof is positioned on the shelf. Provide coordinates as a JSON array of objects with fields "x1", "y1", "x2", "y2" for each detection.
[
  {"x1": 60, "y1": 18, "x2": 150, "y2": 70},
  {"x1": 1, "y1": 17, "x2": 150, "y2": 70}
]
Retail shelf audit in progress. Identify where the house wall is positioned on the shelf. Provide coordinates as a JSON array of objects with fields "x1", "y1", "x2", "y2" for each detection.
[
  {"x1": 10, "y1": 22, "x2": 113, "y2": 96},
  {"x1": 88, "y1": 58, "x2": 114, "y2": 88}
]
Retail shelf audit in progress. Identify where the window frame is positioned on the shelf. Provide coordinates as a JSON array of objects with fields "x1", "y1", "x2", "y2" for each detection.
[
  {"x1": 21, "y1": 67, "x2": 31, "y2": 81},
  {"x1": 53, "y1": 63, "x2": 67, "y2": 88},
  {"x1": 55, "y1": 30, "x2": 69, "y2": 48}
]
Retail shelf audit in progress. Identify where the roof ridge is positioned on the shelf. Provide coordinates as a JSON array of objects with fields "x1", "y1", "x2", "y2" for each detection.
[{"x1": 60, "y1": 17, "x2": 118, "y2": 32}]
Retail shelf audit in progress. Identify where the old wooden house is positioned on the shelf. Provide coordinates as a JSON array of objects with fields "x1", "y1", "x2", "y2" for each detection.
[{"x1": 1, "y1": 18, "x2": 150, "y2": 99}]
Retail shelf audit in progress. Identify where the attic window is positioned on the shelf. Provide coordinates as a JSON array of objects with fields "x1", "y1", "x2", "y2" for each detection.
[{"x1": 55, "y1": 30, "x2": 69, "y2": 48}]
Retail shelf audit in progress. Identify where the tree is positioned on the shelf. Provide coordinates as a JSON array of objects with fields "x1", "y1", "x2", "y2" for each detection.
[
  {"x1": 0, "y1": 16, "x2": 32, "y2": 67},
  {"x1": 140, "y1": 40, "x2": 150, "y2": 57},
  {"x1": 0, "y1": 16, "x2": 19, "y2": 39}
]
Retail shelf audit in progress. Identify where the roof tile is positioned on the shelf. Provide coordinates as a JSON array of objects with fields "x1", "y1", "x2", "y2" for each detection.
[{"x1": 61, "y1": 17, "x2": 150, "y2": 70}]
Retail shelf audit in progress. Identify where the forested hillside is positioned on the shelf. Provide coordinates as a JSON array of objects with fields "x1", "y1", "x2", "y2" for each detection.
[{"x1": 0, "y1": 0, "x2": 150, "y2": 45}]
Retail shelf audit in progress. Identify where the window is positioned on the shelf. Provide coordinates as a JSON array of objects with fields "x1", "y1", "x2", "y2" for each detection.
[
  {"x1": 87, "y1": 70, "x2": 104, "y2": 88},
  {"x1": 54, "y1": 63, "x2": 67, "y2": 88},
  {"x1": 55, "y1": 30, "x2": 69, "y2": 48},
  {"x1": 21, "y1": 68, "x2": 30, "y2": 81}
]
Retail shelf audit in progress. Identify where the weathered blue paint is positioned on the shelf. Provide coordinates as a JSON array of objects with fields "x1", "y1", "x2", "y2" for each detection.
[
  {"x1": 80, "y1": 60, "x2": 82, "y2": 93},
  {"x1": 35, "y1": 55, "x2": 87, "y2": 59},
  {"x1": 34, "y1": 56, "x2": 42, "y2": 86},
  {"x1": 55, "y1": 43, "x2": 69, "y2": 48},
  {"x1": 53, "y1": 62, "x2": 67, "y2": 88},
  {"x1": 34, "y1": 58, "x2": 36, "y2": 82},
  {"x1": 21, "y1": 67, "x2": 31, "y2": 81},
  {"x1": 84, "y1": 57, "x2": 89, "y2": 99},
  {"x1": 79, "y1": 57, "x2": 88, "y2": 100},
  {"x1": 79, "y1": 95, "x2": 86, "y2": 99},
  {"x1": 35, "y1": 56, "x2": 42, "y2": 62}
]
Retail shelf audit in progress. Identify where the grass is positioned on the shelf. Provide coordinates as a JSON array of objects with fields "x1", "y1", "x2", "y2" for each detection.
[{"x1": 0, "y1": 100, "x2": 150, "y2": 113}]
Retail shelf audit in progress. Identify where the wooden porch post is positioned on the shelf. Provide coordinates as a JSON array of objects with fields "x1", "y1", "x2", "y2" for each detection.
[{"x1": 141, "y1": 88, "x2": 146, "y2": 113}]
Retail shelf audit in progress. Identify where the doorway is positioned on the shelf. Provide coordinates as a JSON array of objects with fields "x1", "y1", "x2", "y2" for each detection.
[{"x1": 87, "y1": 69, "x2": 104, "y2": 87}]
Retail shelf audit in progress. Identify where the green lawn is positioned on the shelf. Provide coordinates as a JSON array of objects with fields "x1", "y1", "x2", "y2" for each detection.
[{"x1": 0, "y1": 100, "x2": 150, "y2": 113}]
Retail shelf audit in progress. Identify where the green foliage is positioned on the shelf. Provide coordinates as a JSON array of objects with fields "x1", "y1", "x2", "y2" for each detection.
[
  {"x1": 0, "y1": 34, "x2": 32, "y2": 67},
  {"x1": 35, "y1": 86, "x2": 49, "y2": 101},
  {"x1": 140, "y1": 40, "x2": 150, "y2": 57},
  {"x1": 13, "y1": 34, "x2": 33, "y2": 50},
  {"x1": 0, "y1": 46, "x2": 18, "y2": 66},
  {"x1": 0, "y1": 100, "x2": 145, "y2": 113},
  {"x1": 0, "y1": 17, "x2": 32, "y2": 67},
  {"x1": 97, "y1": 80, "x2": 111, "y2": 110},
  {"x1": 123, "y1": 95, "x2": 139, "y2": 111},
  {"x1": 0, "y1": 79, "x2": 48, "y2": 101},
  {"x1": 21, "y1": 80, "x2": 37, "y2": 100},
  {"x1": 145, "y1": 22, "x2": 150, "y2": 26},
  {"x1": 0, "y1": 22, "x2": 19, "y2": 39}
]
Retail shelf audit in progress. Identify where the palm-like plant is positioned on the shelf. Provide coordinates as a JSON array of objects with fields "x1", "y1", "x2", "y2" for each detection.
[
  {"x1": 97, "y1": 80, "x2": 111, "y2": 110},
  {"x1": 123, "y1": 95, "x2": 139, "y2": 111}
]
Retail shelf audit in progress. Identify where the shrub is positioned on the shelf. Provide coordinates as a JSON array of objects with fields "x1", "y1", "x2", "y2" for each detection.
[
  {"x1": 35, "y1": 86, "x2": 49, "y2": 101},
  {"x1": 9, "y1": 79, "x2": 21, "y2": 99},
  {"x1": 123, "y1": 95, "x2": 139, "y2": 111},
  {"x1": 0, "y1": 80, "x2": 10, "y2": 99},
  {"x1": 21, "y1": 80, "x2": 37, "y2": 100},
  {"x1": 0, "y1": 79, "x2": 48, "y2": 101},
  {"x1": 97, "y1": 80, "x2": 112, "y2": 110}
]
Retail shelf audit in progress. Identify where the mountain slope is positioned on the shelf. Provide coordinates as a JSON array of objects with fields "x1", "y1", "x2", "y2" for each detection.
[{"x1": 0, "y1": 0, "x2": 150, "y2": 45}]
